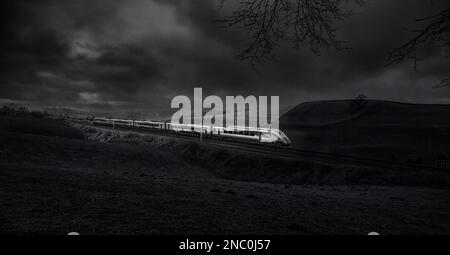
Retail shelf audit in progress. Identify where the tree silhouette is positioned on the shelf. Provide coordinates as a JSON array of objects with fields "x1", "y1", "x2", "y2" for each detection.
[
  {"x1": 217, "y1": 0, "x2": 364, "y2": 67},
  {"x1": 219, "y1": 1, "x2": 449, "y2": 86},
  {"x1": 350, "y1": 94, "x2": 367, "y2": 113},
  {"x1": 386, "y1": 8, "x2": 450, "y2": 88}
]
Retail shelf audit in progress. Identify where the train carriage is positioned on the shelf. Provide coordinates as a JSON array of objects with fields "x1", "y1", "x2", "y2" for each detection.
[
  {"x1": 134, "y1": 120, "x2": 164, "y2": 130},
  {"x1": 92, "y1": 117, "x2": 290, "y2": 146}
]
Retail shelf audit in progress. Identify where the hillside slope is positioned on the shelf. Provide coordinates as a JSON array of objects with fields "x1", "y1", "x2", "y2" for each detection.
[
  {"x1": 281, "y1": 100, "x2": 450, "y2": 128},
  {"x1": 280, "y1": 100, "x2": 450, "y2": 164},
  {"x1": 2, "y1": 130, "x2": 449, "y2": 234}
]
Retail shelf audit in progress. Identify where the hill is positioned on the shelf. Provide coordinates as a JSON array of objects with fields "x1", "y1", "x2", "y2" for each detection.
[
  {"x1": 280, "y1": 100, "x2": 450, "y2": 164},
  {"x1": 281, "y1": 100, "x2": 450, "y2": 128}
]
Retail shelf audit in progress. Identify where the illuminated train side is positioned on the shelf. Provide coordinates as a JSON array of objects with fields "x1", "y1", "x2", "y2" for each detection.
[{"x1": 92, "y1": 117, "x2": 291, "y2": 146}]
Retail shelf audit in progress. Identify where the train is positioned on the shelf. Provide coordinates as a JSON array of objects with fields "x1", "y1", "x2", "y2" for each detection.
[{"x1": 92, "y1": 117, "x2": 291, "y2": 146}]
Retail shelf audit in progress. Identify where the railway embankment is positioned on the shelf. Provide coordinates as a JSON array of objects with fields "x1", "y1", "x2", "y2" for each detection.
[{"x1": 77, "y1": 124, "x2": 450, "y2": 188}]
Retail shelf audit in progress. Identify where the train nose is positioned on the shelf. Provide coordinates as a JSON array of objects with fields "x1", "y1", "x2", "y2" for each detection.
[
  {"x1": 283, "y1": 136, "x2": 291, "y2": 145},
  {"x1": 278, "y1": 133, "x2": 290, "y2": 145},
  {"x1": 277, "y1": 130, "x2": 291, "y2": 146}
]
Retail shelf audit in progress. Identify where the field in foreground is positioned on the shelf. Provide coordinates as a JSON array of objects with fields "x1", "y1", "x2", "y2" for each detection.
[{"x1": 1, "y1": 126, "x2": 449, "y2": 234}]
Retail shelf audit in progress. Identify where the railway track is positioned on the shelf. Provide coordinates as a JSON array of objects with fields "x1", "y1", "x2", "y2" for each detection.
[{"x1": 72, "y1": 119, "x2": 446, "y2": 172}]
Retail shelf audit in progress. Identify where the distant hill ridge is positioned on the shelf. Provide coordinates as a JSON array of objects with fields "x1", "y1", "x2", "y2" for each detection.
[{"x1": 281, "y1": 100, "x2": 450, "y2": 128}]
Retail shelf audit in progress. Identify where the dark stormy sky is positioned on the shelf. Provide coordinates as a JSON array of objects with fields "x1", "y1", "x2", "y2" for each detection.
[{"x1": 1, "y1": 0, "x2": 449, "y2": 117}]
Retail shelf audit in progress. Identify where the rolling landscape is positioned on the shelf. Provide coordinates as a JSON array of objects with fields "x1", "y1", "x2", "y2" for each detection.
[
  {"x1": 1, "y1": 101, "x2": 449, "y2": 234},
  {"x1": 1, "y1": 0, "x2": 449, "y2": 239},
  {"x1": 281, "y1": 100, "x2": 450, "y2": 165}
]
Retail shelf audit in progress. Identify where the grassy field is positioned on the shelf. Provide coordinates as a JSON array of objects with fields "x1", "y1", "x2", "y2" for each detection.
[
  {"x1": 1, "y1": 129, "x2": 449, "y2": 234},
  {"x1": 1, "y1": 114, "x2": 449, "y2": 234},
  {"x1": 79, "y1": 125, "x2": 450, "y2": 188},
  {"x1": 0, "y1": 113, "x2": 83, "y2": 140}
]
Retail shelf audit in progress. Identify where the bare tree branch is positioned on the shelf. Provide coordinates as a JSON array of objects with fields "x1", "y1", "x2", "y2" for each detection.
[
  {"x1": 386, "y1": 9, "x2": 450, "y2": 87},
  {"x1": 217, "y1": 0, "x2": 363, "y2": 67}
]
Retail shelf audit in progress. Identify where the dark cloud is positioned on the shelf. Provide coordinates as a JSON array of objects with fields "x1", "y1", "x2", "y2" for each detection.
[{"x1": 0, "y1": 0, "x2": 449, "y2": 117}]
